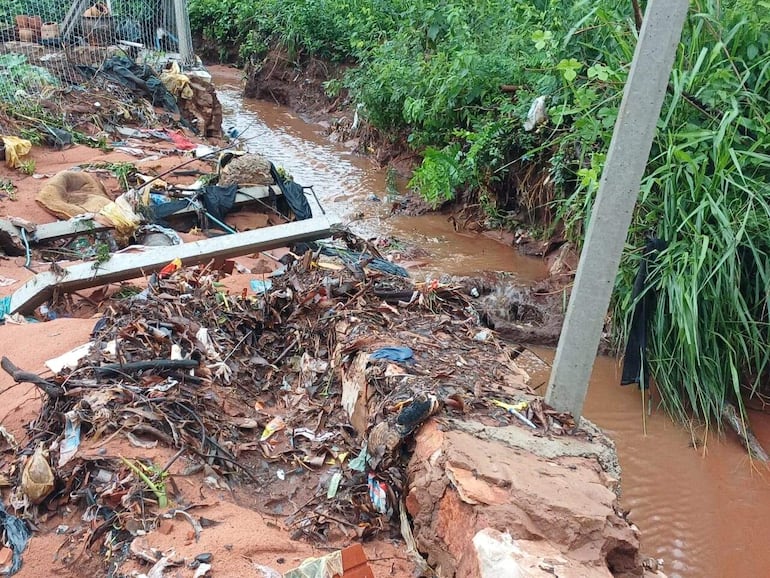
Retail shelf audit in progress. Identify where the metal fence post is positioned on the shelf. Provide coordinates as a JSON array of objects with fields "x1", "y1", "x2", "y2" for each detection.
[
  {"x1": 544, "y1": 0, "x2": 689, "y2": 422},
  {"x1": 174, "y1": 0, "x2": 194, "y2": 66}
]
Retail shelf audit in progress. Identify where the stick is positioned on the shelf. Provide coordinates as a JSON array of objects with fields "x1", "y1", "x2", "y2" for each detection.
[
  {"x1": 273, "y1": 335, "x2": 299, "y2": 365},
  {"x1": 631, "y1": 0, "x2": 643, "y2": 31},
  {"x1": 94, "y1": 359, "x2": 199, "y2": 376},
  {"x1": 1, "y1": 356, "x2": 64, "y2": 397},
  {"x1": 721, "y1": 402, "x2": 769, "y2": 463}
]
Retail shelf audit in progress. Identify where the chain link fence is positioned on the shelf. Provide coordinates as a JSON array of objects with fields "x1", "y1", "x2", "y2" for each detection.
[{"x1": 0, "y1": 0, "x2": 195, "y2": 103}]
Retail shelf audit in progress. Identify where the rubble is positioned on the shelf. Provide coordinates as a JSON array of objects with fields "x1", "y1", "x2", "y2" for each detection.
[{"x1": 405, "y1": 420, "x2": 642, "y2": 577}]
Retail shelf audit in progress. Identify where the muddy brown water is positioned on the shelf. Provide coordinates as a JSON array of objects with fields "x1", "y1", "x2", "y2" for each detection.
[
  {"x1": 213, "y1": 77, "x2": 544, "y2": 280},
  {"x1": 213, "y1": 71, "x2": 770, "y2": 577}
]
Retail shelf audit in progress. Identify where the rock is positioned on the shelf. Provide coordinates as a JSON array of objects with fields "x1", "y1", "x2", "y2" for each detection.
[
  {"x1": 405, "y1": 420, "x2": 641, "y2": 577},
  {"x1": 219, "y1": 154, "x2": 274, "y2": 187},
  {"x1": 473, "y1": 528, "x2": 611, "y2": 578}
]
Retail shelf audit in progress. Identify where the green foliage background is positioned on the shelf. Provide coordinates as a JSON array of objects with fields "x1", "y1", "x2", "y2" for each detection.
[{"x1": 188, "y1": 0, "x2": 770, "y2": 427}]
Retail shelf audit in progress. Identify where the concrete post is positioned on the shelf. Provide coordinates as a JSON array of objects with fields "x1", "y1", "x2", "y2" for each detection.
[
  {"x1": 545, "y1": 0, "x2": 689, "y2": 421},
  {"x1": 173, "y1": 0, "x2": 195, "y2": 66}
]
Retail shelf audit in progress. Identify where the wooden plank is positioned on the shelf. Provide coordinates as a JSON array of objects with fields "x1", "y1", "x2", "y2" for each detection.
[{"x1": 8, "y1": 215, "x2": 336, "y2": 315}]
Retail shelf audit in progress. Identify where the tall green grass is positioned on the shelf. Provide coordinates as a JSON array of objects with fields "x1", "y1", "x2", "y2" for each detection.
[{"x1": 611, "y1": 0, "x2": 770, "y2": 424}]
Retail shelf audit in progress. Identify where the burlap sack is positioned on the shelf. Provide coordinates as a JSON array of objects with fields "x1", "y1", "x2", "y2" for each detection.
[{"x1": 36, "y1": 171, "x2": 111, "y2": 219}]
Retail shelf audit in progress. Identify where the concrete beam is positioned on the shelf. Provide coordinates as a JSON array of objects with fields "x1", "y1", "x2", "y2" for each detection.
[
  {"x1": 20, "y1": 186, "x2": 276, "y2": 244},
  {"x1": 545, "y1": 0, "x2": 689, "y2": 421},
  {"x1": 8, "y1": 215, "x2": 335, "y2": 315}
]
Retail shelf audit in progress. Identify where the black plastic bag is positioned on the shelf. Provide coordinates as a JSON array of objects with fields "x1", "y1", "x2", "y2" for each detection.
[
  {"x1": 620, "y1": 238, "x2": 667, "y2": 388},
  {"x1": 269, "y1": 164, "x2": 312, "y2": 221}
]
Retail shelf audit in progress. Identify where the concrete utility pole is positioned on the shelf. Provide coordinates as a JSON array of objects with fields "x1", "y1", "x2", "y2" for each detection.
[{"x1": 545, "y1": 0, "x2": 689, "y2": 422}]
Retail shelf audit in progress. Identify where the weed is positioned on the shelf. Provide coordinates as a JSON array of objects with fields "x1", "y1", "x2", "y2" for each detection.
[
  {"x1": 120, "y1": 457, "x2": 169, "y2": 508},
  {"x1": 0, "y1": 178, "x2": 15, "y2": 201},
  {"x1": 18, "y1": 159, "x2": 35, "y2": 175},
  {"x1": 80, "y1": 162, "x2": 137, "y2": 191},
  {"x1": 0, "y1": 53, "x2": 58, "y2": 103},
  {"x1": 114, "y1": 285, "x2": 143, "y2": 299},
  {"x1": 18, "y1": 128, "x2": 42, "y2": 146},
  {"x1": 323, "y1": 78, "x2": 343, "y2": 99},
  {"x1": 95, "y1": 242, "x2": 111, "y2": 265}
]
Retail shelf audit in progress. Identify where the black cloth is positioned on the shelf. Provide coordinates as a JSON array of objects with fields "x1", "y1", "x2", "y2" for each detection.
[
  {"x1": 77, "y1": 56, "x2": 179, "y2": 113},
  {"x1": 269, "y1": 163, "x2": 313, "y2": 220},
  {"x1": 201, "y1": 184, "x2": 239, "y2": 222},
  {"x1": 148, "y1": 186, "x2": 239, "y2": 230},
  {"x1": 620, "y1": 238, "x2": 667, "y2": 388}
]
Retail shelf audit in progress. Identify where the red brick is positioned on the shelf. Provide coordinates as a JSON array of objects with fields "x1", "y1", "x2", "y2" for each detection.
[{"x1": 336, "y1": 544, "x2": 373, "y2": 578}]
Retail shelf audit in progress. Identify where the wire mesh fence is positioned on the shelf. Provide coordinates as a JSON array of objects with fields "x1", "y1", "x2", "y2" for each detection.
[{"x1": 0, "y1": 0, "x2": 195, "y2": 103}]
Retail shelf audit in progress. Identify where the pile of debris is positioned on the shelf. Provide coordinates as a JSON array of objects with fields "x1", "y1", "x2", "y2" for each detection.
[
  {"x1": 0, "y1": 50, "x2": 222, "y2": 143},
  {"x1": 0, "y1": 230, "x2": 611, "y2": 575}
]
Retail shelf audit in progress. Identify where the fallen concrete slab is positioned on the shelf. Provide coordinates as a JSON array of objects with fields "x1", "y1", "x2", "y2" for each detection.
[
  {"x1": 405, "y1": 419, "x2": 643, "y2": 578},
  {"x1": 7, "y1": 215, "x2": 336, "y2": 315}
]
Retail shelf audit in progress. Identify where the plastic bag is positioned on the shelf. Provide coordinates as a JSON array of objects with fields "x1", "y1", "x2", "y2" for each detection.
[
  {"x1": 1, "y1": 136, "x2": 32, "y2": 169},
  {"x1": 21, "y1": 444, "x2": 54, "y2": 504},
  {"x1": 0, "y1": 500, "x2": 31, "y2": 575}
]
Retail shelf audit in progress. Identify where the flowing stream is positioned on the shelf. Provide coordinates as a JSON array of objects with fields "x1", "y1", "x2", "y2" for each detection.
[{"x1": 211, "y1": 68, "x2": 770, "y2": 578}]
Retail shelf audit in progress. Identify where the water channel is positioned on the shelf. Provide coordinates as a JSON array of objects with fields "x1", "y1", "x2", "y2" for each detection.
[{"x1": 211, "y1": 68, "x2": 770, "y2": 578}]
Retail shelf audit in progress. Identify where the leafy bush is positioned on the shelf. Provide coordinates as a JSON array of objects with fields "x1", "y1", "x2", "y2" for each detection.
[
  {"x1": 188, "y1": 0, "x2": 406, "y2": 63},
  {"x1": 0, "y1": 53, "x2": 58, "y2": 102}
]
